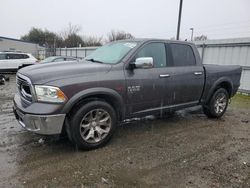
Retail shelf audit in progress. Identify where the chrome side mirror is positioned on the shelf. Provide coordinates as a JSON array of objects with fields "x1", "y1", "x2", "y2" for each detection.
[{"x1": 133, "y1": 57, "x2": 153, "y2": 69}]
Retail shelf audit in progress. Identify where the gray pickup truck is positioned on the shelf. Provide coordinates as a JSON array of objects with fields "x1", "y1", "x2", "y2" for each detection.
[{"x1": 13, "y1": 39, "x2": 242, "y2": 149}]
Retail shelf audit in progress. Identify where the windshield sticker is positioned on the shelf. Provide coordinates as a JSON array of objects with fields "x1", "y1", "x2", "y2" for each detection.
[{"x1": 124, "y1": 43, "x2": 137, "y2": 48}]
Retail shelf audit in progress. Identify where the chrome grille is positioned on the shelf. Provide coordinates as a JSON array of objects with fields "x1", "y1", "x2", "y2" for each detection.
[{"x1": 16, "y1": 75, "x2": 33, "y2": 103}]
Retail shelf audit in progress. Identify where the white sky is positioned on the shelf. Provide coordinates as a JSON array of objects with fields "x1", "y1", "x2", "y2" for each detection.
[{"x1": 1, "y1": 0, "x2": 250, "y2": 40}]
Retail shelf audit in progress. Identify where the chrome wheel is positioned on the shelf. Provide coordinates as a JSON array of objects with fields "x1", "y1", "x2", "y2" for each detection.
[
  {"x1": 214, "y1": 93, "x2": 227, "y2": 114},
  {"x1": 80, "y1": 109, "x2": 111, "y2": 143}
]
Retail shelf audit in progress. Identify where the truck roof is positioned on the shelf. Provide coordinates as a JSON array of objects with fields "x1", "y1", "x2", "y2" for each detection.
[{"x1": 119, "y1": 38, "x2": 194, "y2": 45}]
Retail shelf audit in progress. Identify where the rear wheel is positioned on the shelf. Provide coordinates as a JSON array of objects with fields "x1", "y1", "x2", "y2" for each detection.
[
  {"x1": 203, "y1": 88, "x2": 229, "y2": 118},
  {"x1": 69, "y1": 101, "x2": 117, "y2": 150}
]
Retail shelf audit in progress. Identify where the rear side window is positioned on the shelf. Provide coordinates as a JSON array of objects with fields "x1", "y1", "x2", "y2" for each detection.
[
  {"x1": 170, "y1": 44, "x2": 196, "y2": 66},
  {"x1": 66, "y1": 58, "x2": 76, "y2": 61},
  {"x1": 135, "y1": 42, "x2": 167, "y2": 68},
  {"x1": 0, "y1": 54, "x2": 6, "y2": 60},
  {"x1": 22, "y1": 54, "x2": 29, "y2": 59},
  {"x1": 6, "y1": 53, "x2": 25, "y2": 59}
]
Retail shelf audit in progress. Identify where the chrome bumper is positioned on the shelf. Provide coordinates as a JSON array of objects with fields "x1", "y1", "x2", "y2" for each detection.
[{"x1": 13, "y1": 107, "x2": 65, "y2": 135}]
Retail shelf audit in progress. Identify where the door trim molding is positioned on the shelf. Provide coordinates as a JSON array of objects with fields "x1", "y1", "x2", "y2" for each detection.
[{"x1": 133, "y1": 101, "x2": 199, "y2": 115}]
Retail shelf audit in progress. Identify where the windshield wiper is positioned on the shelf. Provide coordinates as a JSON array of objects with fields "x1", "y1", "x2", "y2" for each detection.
[{"x1": 85, "y1": 58, "x2": 104, "y2": 64}]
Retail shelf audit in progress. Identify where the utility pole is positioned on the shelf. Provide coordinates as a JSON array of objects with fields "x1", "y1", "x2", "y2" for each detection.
[
  {"x1": 176, "y1": 0, "x2": 183, "y2": 40},
  {"x1": 190, "y1": 28, "x2": 194, "y2": 41}
]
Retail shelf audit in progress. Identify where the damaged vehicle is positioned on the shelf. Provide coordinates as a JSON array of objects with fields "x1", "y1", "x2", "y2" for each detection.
[{"x1": 13, "y1": 39, "x2": 242, "y2": 150}]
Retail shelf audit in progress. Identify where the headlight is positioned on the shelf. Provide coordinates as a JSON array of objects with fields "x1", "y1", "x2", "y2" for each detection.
[{"x1": 35, "y1": 85, "x2": 67, "y2": 103}]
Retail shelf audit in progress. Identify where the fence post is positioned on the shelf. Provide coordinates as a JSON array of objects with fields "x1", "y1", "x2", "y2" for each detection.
[{"x1": 201, "y1": 43, "x2": 206, "y2": 63}]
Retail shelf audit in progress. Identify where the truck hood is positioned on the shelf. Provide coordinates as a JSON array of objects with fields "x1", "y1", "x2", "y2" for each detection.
[{"x1": 18, "y1": 60, "x2": 112, "y2": 84}]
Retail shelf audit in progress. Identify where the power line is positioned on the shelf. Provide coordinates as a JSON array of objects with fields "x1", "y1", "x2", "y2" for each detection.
[
  {"x1": 193, "y1": 24, "x2": 250, "y2": 33},
  {"x1": 141, "y1": 23, "x2": 250, "y2": 38},
  {"x1": 183, "y1": 19, "x2": 250, "y2": 31}
]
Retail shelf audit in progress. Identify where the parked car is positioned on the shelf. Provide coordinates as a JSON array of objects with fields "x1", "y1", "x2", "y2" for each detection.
[
  {"x1": 0, "y1": 52, "x2": 37, "y2": 72},
  {"x1": 13, "y1": 39, "x2": 242, "y2": 150},
  {"x1": 40, "y1": 56, "x2": 78, "y2": 63}
]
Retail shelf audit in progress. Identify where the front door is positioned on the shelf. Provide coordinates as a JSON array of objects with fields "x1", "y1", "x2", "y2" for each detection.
[{"x1": 124, "y1": 42, "x2": 169, "y2": 116}]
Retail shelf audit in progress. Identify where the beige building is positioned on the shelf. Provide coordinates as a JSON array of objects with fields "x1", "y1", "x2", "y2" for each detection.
[{"x1": 0, "y1": 36, "x2": 44, "y2": 58}]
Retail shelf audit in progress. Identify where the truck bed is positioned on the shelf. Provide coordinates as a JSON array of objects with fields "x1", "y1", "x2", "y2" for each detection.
[{"x1": 202, "y1": 64, "x2": 242, "y2": 103}]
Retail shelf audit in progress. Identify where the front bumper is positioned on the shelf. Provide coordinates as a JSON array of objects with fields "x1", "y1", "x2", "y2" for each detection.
[{"x1": 13, "y1": 94, "x2": 66, "y2": 135}]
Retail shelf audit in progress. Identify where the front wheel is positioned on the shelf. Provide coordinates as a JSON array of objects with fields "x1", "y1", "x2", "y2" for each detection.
[
  {"x1": 69, "y1": 101, "x2": 117, "y2": 150},
  {"x1": 203, "y1": 88, "x2": 229, "y2": 118}
]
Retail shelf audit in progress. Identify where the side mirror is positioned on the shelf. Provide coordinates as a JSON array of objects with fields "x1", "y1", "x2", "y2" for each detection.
[{"x1": 132, "y1": 57, "x2": 153, "y2": 69}]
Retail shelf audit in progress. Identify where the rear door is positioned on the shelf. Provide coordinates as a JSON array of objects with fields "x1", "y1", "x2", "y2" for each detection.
[
  {"x1": 162, "y1": 43, "x2": 204, "y2": 106},
  {"x1": 125, "y1": 42, "x2": 169, "y2": 115}
]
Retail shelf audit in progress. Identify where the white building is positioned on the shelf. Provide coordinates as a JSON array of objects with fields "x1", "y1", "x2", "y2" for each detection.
[{"x1": 0, "y1": 36, "x2": 44, "y2": 58}]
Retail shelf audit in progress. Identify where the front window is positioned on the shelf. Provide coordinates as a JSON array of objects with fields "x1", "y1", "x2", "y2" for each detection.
[
  {"x1": 134, "y1": 43, "x2": 167, "y2": 68},
  {"x1": 53, "y1": 58, "x2": 64, "y2": 62},
  {"x1": 85, "y1": 41, "x2": 137, "y2": 64},
  {"x1": 40, "y1": 57, "x2": 57, "y2": 63}
]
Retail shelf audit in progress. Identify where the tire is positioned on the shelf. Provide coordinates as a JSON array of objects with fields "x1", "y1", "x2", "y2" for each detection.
[
  {"x1": 203, "y1": 88, "x2": 229, "y2": 118},
  {"x1": 69, "y1": 101, "x2": 117, "y2": 150}
]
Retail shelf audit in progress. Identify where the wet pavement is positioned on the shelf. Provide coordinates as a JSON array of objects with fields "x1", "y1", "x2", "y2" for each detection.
[{"x1": 0, "y1": 75, "x2": 250, "y2": 188}]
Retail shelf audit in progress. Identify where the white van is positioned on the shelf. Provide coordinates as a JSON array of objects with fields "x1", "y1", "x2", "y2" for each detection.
[{"x1": 0, "y1": 52, "x2": 37, "y2": 72}]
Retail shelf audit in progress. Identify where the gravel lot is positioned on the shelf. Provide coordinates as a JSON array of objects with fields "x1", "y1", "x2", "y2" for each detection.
[{"x1": 0, "y1": 75, "x2": 250, "y2": 188}]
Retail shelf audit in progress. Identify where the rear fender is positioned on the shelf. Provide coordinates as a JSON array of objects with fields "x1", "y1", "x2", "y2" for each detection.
[{"x1": 205, "y1": 77, "x2": 233, "y2": 104}]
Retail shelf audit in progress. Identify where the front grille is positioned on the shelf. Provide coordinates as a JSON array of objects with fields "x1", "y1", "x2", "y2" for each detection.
[{"x1": 16, "y1": 75, "x2": 33, "y2": 103}]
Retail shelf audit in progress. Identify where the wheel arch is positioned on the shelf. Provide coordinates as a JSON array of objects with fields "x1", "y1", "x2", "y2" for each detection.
[
  {"x1": 205, "y1": 77, "x2": 233, "y2": 104},
  {"x1": 62, "y1": 88, "x2": 125, "y2": 121}
]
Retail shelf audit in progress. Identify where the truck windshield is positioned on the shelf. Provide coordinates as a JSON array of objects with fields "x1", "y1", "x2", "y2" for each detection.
[{"x1": 85, "y1": 41, "x2": 137, "y2": 64}]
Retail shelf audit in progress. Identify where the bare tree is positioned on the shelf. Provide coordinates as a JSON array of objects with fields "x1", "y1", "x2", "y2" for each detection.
[
  {"x1": 59, "y1": 23, "x2": 83, "y2": 47},
  {"x1": 22, "y1": 26, "x2": 135, "y2": 48},
  {"x1": 63, "y1": 34, "x2": 84, "y2": 48},
  {"x1": 83, "y1": 36, "x2": 103, "y2": 46},
  {"x1": 107, "y1": 30, "x2": 134, "y2": 42},
  {"x1": 60, "y1": 23, "x2": 81, "y2": 39}
]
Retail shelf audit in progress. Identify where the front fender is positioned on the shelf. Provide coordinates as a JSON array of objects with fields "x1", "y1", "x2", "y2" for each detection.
[{"x1": 62, "y1": 87, "x2": 124, "y2": 114}]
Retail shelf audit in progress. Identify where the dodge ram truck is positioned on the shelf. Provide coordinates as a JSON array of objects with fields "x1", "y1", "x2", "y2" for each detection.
[{"x1": 13, "y1": 39, "x2": 242, "y2": 150}]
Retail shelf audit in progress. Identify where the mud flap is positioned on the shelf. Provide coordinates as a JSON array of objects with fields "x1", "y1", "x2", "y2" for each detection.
[{"x1": 65, "y1": 117, "x2": 73, "y2": 142}]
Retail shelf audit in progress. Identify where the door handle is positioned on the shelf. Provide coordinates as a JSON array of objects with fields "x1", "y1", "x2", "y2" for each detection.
[
  {"x1": 159, "y1": 74, "x2": 170, "y2": 78},
  {"x1": 194, "y1": 72, "x2": 203, "y2": 75}
]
